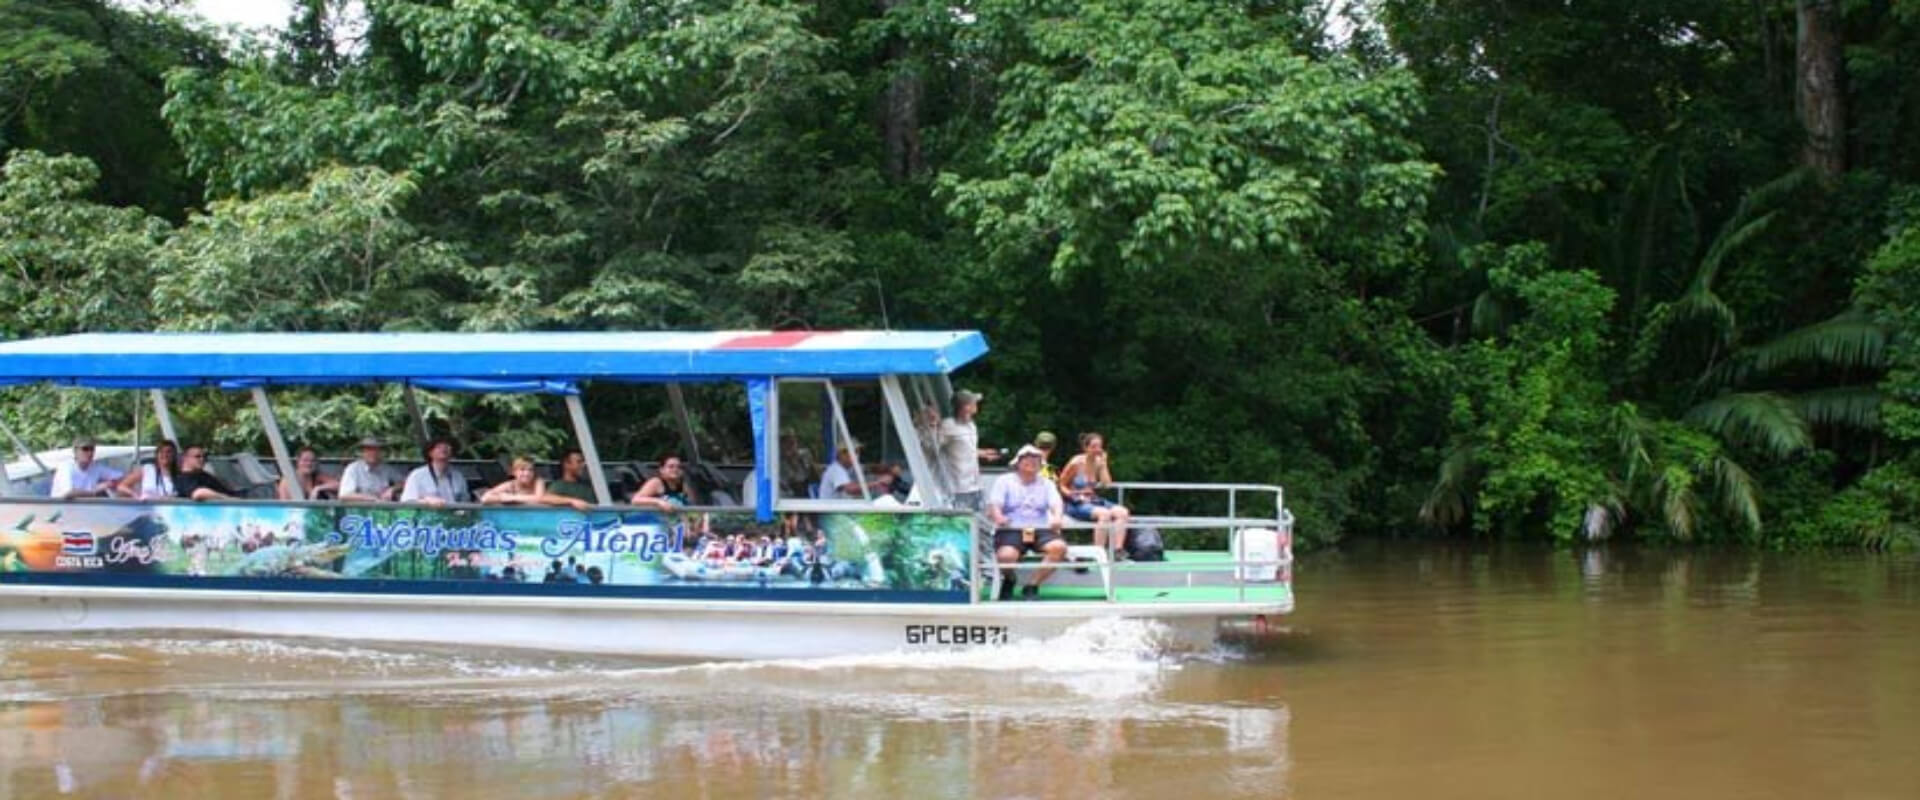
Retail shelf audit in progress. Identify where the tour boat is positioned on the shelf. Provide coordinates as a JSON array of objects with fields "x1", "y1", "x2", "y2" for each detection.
[{"x1": 0, "y1": 331, "x2": 1292, "y2": 659}]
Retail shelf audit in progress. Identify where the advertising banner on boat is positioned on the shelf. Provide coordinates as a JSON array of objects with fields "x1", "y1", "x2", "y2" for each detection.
[{"x1": 0, "y1": 502, "x2": 972, "y2": 596}]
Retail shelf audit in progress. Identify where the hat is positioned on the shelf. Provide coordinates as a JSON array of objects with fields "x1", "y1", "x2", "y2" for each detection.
[
  {"x1": 1013, "y1": 444, "x2": 1046, "y2": 461},
  {"x1": 836, "y1": 437, "x2": 863, "y2": 452},
  {"x1": 72, "y1": 435, "x2": 96, "y2": 448},
  {"x1": 356, "y1": 436, "x2": 386, "y2": 449},
  {"x1": 1034, "y1": 431, "x2": 1058, "y2": 449},
  {"x1": 953, "y1": 390, "x2": 983, "y2": 406}
]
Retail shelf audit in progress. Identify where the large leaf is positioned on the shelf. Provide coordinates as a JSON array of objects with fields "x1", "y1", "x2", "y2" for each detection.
[{"x1": 1683, "y1": 392, "x2": 1812, "y2": 458}]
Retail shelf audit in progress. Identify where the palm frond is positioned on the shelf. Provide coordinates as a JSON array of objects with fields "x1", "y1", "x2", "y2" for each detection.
[
  {"x1": 1655, "y1": 464, "x2": 1698, "y2": 539},
  {"x1": 1694, "y1": 210, "x2": 1777, "y2": 291},
  {"x1": 1794, "y1": 385, "x2": 1881, "y2": 430},
  {"x1": 1710, "y1": 455, "x2": 1762, "y2": 534},
  {"x1": 1684, "y1": 391, "x2": 1812, "y2": 458},
  {"x1": 1608, "y1": 404, "x2": 1658, "y2": 485},
  {"x1": 1741, "y1": 310, "x2": 1887, "y2": 375},
  {"x1": 1419, "y1": 442, "x2": 1480, "y2": 528},
  {"x1": 1469, "y1": 290, "x2": 1505, "y2": 339},
  {"x1": 1666, "y1": 288, "x2": 1737, "y2": 347},
  {"x1": 1691, "y1": 169, "x2": 1808, "y2": 289}
]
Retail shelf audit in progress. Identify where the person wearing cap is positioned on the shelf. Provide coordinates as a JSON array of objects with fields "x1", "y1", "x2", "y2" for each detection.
[
  {"x1": 928, "y1": 390, "x2": 999, "y2": 511},
  {"x1": 818, "y1": 439, "x2": 884, "y2": 500},
  {"x1": 1032, "y1": 431, "x2": 1060, "y2": 483},
  {"x1": 49, "y1": 436, "x2": 127, "y2": 499},
  {"x1": 986, "y1": 443, "x2": 1066, "y2": 600},
  {"x1": 338, "y1": 436, "x2": 401, "y2": 502},
  {"x1": 401, "y1": 437, "x2": 470, "y2": 506}
]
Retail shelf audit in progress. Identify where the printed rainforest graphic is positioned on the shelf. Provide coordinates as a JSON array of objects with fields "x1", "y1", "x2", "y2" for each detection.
[{"x1": 0, "y1": 503, "x2": 971, "y2": 594}]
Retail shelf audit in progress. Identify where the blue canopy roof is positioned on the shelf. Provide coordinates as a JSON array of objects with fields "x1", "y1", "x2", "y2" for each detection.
[{"x1": 0, "y1": 331, "x2": 988, "y2": 392}]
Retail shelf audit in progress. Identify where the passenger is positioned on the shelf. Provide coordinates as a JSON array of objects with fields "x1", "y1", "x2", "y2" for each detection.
[
  {"x1": 1058, "y1": 432, "x2": 1117, "y2": 493},
  {"x1": 543, "y1": 449, "x2": 597, "y2": 509},
  {"x1": 816, "y1": 441, "x2": 868, "y2": 499},
  {"x1": 482, "y1": 457, "x2": 549, "y2": 505},
  {"x1": 876, "y1": 462, "x2": 913, "y2": 502},
  {"x1": 175, "y1": 445, "x2": 236, "y2": 501},
  {"x1": 1065, "y1": 475, "x2": 1132, "y2": 556},
  {"x1": 1033, "y1": 431, "x2": 1060, "y2": 483},
  {"x1": 778, "y1": 432, "x2": 819, "y2": 499},
  {"x1": 986, "y1": 444, "x2": 1067, "y2": 600},
  {"x1": 632, "y1": 454, "x2": 694, "y2": 511},
  {"x1": 338, "y1": 437, "x2": 401, "y2": 502},
  {"x1": 117, "y1": 439, "x2": 180, "y2": 500},
  {"x1": 49, "y1": 436, "x2": 127, "y2": 499},
  {"x1": 400, "y1": 437, "x2": 469, "y2": 506},
  {"x1": 277, "y1": 446, "x2": 340, "y2": 501},
  {"x1": 925, "y1": 390, "x2": 1000, "y2": 511}
]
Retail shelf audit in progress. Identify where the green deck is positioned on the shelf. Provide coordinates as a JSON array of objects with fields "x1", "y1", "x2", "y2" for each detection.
[{"x1": 991, "y1": 550, "x2": 1293, "y2": 604}]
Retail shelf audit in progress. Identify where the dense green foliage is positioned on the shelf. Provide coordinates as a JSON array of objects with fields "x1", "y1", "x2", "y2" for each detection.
[{"x1": 3, "y1": 0, "x2": 1920, "y2": 548}]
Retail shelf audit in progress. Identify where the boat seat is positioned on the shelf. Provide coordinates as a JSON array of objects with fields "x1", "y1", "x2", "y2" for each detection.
[
  {"x1": 1065, "y1": 545, "x2": 1113, "y2": 598},
  {"x1": 989, "y1": 543, "x2": 1112, "y2": 600}
]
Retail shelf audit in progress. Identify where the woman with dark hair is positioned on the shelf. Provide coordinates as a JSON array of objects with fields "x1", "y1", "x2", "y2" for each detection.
[
  {"x1": 632, "y1": 453, "x2": 695, "y2": 511},
  {"x1": 118, "y1": 439, "x2": 180, "y2": 500},
  {"x1": 1058, "y1": 432, "x2": 1132, "y2": 555},
  {"x1": 278, "y1": 446, "x2": 340, "y2": 500}
]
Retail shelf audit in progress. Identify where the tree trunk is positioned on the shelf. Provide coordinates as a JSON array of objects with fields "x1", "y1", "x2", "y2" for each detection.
[
  {"x1": 1795, "y1": 0, "x2": 1844, "y2": 180},
  {"x1": 879, "y1": 0, "x2": 923, "y2": 180}
]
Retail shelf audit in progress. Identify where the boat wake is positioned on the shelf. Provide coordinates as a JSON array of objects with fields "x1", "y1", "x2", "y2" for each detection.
[{"x1": 1, "y1": 619, "x2": 1233, "y2": 719}]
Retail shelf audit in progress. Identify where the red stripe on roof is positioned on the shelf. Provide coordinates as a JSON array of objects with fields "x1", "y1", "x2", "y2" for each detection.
[{"x1": 714, "y1": 331, "x2": 822, "y2": 350}]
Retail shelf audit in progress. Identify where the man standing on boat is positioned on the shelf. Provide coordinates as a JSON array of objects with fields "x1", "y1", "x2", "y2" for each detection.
[
  {"x1": 338, "y1": 436, "x2": 401, "y2": 502},
  {"x1": 929, "y1": 390, "x2": 1000, "y2": 510},
  {"x1": 49, "y1": 436, "x2": 126, "y2": 499},
  {"x1": 401, "y1": 437, "x2": 469, "y2": 506},
  {"x1": 987, "y1": 444, "x2": 1067, "y2": 600}
]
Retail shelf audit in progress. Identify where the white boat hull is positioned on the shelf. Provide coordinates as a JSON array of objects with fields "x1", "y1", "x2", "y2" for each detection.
[{"x1": 0, "y1": 585, "x2": 1289, "y2": 660}]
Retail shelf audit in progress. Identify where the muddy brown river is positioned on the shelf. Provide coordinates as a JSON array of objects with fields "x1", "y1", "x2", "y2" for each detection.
[{"x1": 3, "y1": 542, "x2": 1917, "y2": 798}]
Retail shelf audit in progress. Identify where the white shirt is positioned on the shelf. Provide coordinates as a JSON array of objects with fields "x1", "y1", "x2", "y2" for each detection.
[
  {"x1": 50, "y1": 461, "x2": 123, "y2": 498},
  {"x1": 818, "y1": 461, "x2": 857, "y2": 499},
  {"x1": 338, "y1": 459, "x2": 396, "y2": 499},
  {"x1": 135, "y1": 463, "x2": 175, "y2": 500},
  {"x1": 935, "y1": 417, "x2": 982, "y2": 493},
  {"x1": 401, "y1": 464, "x2": 469, "y2": 503}
]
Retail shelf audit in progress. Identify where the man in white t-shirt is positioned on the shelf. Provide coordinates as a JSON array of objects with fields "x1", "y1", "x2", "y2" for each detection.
[
  {"x1": 338, "y1": 436, "x2": 400, "y2": 501},
  {"x1": 929, "y1": 390, "x2": 1001, "y2": 511},
  {"x1": 49, "y1": 436, "x2": 125, "y2": 499},
  {"x1": 817, "y1": 441, "x2": 864, "y2": 499}
]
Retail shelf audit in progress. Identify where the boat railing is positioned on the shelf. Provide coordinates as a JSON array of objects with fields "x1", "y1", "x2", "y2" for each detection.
[{"x1": 969, "y1": 481, "x2": 1294, "y2": 604}]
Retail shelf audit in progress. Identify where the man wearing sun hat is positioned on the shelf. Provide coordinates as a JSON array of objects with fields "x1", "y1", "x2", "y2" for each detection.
[
  {"x1": 338, "y1": 435, "x2": 400, "y2": 502},
  {"x1": 985, "y1": 443, "x2": 1066, "y2": 600}
]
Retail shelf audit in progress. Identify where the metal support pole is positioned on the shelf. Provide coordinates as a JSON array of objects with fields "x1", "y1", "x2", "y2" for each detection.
[
  {"x1": 400, "y1": 384, "x2": 431, "y2": 455},
  {"x1": 0, "y1": 414, "x2": 45, "y2": 479},
  {"x1": 665, "y1": 384, "x2": 702, "y2": 465},
  {"x1": 879, "y1": 376, "x2": 942, "y2": 507},
  {"x1": 251, "y1": 387, "x2": 298, "y2": 492},
  {"x1": 822, "y1": 380, "x2": 869, "y2": 500},
  {"x1": 149, "y1": 390, "x2": 177, "y2": 443},
  {"x1": 764, "y1": 379, "x2": 781, "y2": 502},
  {"x1": 564, "y1": 393, "x2": 612, "y2": 506}
]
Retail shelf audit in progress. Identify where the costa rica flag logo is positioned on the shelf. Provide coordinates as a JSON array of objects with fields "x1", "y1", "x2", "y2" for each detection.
[{"x1": 61, "y1": 532, "x2": 96, "y2": 556}]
